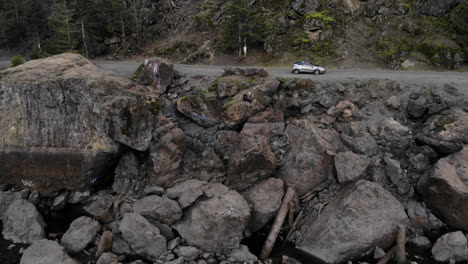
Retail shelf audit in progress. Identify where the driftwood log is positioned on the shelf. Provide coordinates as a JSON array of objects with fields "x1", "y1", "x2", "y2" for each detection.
[{"x1": 259, "y1": 187, "x2": 296, "y2": 259}]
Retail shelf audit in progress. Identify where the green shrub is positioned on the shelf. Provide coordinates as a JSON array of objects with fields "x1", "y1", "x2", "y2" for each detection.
[{"x1": 10, "y1": 55, "x2": 24, "y2": 68}]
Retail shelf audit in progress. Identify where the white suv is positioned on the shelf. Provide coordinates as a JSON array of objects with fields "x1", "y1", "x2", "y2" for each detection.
[{"x1": 292, "y1": 62, "x2": 326, "y2": 75}]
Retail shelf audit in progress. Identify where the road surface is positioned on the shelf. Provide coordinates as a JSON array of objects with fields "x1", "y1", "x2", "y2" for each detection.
[
  {"x1": 95, "y1": 61, "x2": 468, "y2": 87},
  {"x1": 1, "y1": 59, "x2": 467, "y2": 86}
]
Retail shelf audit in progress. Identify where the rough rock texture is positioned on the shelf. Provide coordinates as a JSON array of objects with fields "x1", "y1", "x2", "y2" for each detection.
[
  {"x1": 278, "y1": 124, "x2": 339, "y2": 196},
  {"x1": 166, "y1": 179, "x2": 207, "y2": 208},
  {"x1": 385, "y1": 156, "x2": 411, "y2": 194},
  {"x1": 431, "y1": 231, "x2": 468, "y2": 262},
  {"x1": 241, "y1": 178, "x2": 284, "y2": 232},
  {"x1": 296, "y1": 180, "x2": 410, "y2": 264},
  {"x1": 416, "y1": 0, "x2": 459, "y2": 17},
  {"x1": 133, "y1": 195, "x2": 182, "y2": 225},
  {"x1": 0, "y1": 53, "x2": 157, "y2": 194},
  {"x1": 177, "y1": 93, "x2": 221, "y2": 127},
  {"x1": 334, "y1": 151, "x2": 372, "y2": 184},
  {"x1": 0, "y1": 191, "x2": 24, "y2": 219},
  {"x1": 112, "y1": 152, "x2": 145, "y2": 194},
  {"x1": 2, "y1": 199, "x2": 45, "y2": 244},
  {"x1": 227, "y1": 129, "x2": 277, "y2": 191},
  {"x1": 60, "y1": 216, "x2": 101, "y2": 254},
  {"x1": 182, "y1": 147, "x2": 225, "y2": 183},
  {"x1": 410, "y1": 236, "x2": 432, "y2": 249},
  {"x1": 132, "y1": 57, "x2": 174, "y2": 95},
  {"x1": 96, "y1": 252, "x2": 119, "y2": 264},
  {"x1": 379, "y1": 118, "x2": 412, "y2": 155},
  {"x1": 418, "y1": 108, "x2": 468, "y2": 155},
  {"x1": 147, "y1": 126, "x2": 186, "y2": 188},
  {"x1": 173, "y1": 184, "x2": 250, "y2": 251},
  {"x1": 418, "y1": 146, "x2": 468, "y2": 231},
  {"x1": 119, "y1": 213, "x2": 167, "y2": 261},
  {"x1": 222, "y1": 88, "x2": 266, "y2": 128},
  {"x1": 81, "y1": 192, "x2": 114, "y2": 218},
  {"x1": 20, "y1": 239, "x2": 77, "y2": 264}
]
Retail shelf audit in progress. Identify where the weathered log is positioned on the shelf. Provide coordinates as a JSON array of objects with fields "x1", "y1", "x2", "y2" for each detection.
[
  {"x1": 96, "y1": 230, "x2": 113, "y2": 257},
  {"x1": 259, "y1": 187, "x2": 296, "y2": 259},
  {"x1": 395, "y1": 224, "x2": 406, "y2": 264},
  {"x1": 376, "y1": 246, "x2": 397, "y2": 264}
]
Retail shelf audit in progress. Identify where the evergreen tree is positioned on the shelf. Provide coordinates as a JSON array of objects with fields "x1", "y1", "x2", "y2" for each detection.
[
  {"x1": 219, "y1": 0, "x2": 269, "y2": 56},
  {"x1": 44, "y1": 0, "x2": 80, "y2": 54}
]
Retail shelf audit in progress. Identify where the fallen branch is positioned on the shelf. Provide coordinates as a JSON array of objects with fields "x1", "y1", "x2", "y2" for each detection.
[
  {"x1": 282, "y1": 209, "x2": 304, "y2": 246},
  {"x1": 259, "y1": 187, "x2": 296, "y2": 260},
  {"x1": 376, "y1": 246, "x2": 397, "y2": 264},
  {"x1": 395, "y1": 224, "x2": 406, "y2": 264}
]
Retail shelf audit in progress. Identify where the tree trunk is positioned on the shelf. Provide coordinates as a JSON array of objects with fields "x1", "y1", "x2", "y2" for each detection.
[
  {"x1": 36, "y1": 29, "x2": 42, "y2": 54},
  {"x1": 81, "y1": 16, "x2": 88, "y2": 58},
  {"x1": 64, "y1": 0, "x2": 72, "y2": 52}
]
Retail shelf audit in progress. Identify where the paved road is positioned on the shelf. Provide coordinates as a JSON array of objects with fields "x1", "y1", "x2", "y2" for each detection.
[
  {"x1": 95, "y1": 60, "x2": 468, "y2": 86},
  {"x1": 2, "y1": 59, "x2": 467, "y2": 86}
]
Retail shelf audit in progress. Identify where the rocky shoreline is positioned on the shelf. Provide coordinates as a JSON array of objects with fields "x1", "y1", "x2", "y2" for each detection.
[{"x1": 0, "y1": 54, "x2": 467, "y2": 264}]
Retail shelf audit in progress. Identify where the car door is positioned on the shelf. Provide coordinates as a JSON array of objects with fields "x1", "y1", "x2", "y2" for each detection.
[{"x1": 304, "y1": 63, "x2": 313, "y2": 73}]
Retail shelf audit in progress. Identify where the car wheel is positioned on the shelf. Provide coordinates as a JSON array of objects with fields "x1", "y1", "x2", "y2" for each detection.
[
  {"x1": 314, "y1": 70, "x2": 319, "y2": 75},
  {"x1": 293, "y1": 69, "x2": 300, "y2": 74}
]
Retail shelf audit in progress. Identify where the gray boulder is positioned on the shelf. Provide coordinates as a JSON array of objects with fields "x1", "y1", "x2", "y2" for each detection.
[
  {"x1": 175, "y1": 246, "x2": 200, "y2": 261},
  {"x1": 418, "y1": 146, "x2": 468, "y2": 231},
  {"x1": 242, "y1": 178, "x2": 284, "y2": 232},
  {"x1": 133, "y1": 195, "x2": 182, "y2": 225},
  {"x1": 2, "y1": 199, "x2": 45, "y2": 244},
  {"x1": 96, "y1": 252, "x2": 119, "y2": 264},
  {"x1": 0, "y1": 53, "x2": 157, "y2": 194},
  {"x1": 132, "y1": 57, "x2": 174, "y2": 95},
  {"x1": 60, "y1": 216, "x2": 101, "y2": 254},
  {"x1": 379, "y1": 118, "x2": 413, "y2": 155},
  {"x1": 173, "y1": 185, "x2": 250, "y2": 251},
  {"x1": 20, "y1": 239, "x2": 77, "y2": 264},
  {"x1": 410, "y1": 236, "x2": 432, "y2": 249},
  {"x1": 147, "y1": 124, "x2": 186, "y2": 188},
  {"x1": 81, "y1": 192, "x2": 114, "y2": 218},
  {"x1": 112, "y1": 152, "x2": 145, "y2": 194},
  {"x1": 296, "y1": 180, "x2": 410, "y2": 264},
  {"x1": 417, "y1": 108, "x2": 468, "y2": 155},
  {"x1": 384, "y1": 156, "x2": 411, "y2": 194},
  {"x1": 119, "y1": 213, "x2": 167, "y2": 261},
  {"x1": 0, "y1": 191, "x2": 24, "y2": 219},
  {"x1": 340, "y1": 133, "x2": 379, "y2": 156},
  {"x1": 278, "y1": 124, "x2": 339, "y2": 196},
  {"x1": 431, "y1": 231, "x2": 468, "y2": 262},
  {"x1": 334, "y1": 151, "x2": 372, "y2": 184},
  {"x1": 227, "y1": 129, "x2": 277, "y2": 191},
  {"x1": 177, "y1": 93, "x2": 221, "y2": 128}
]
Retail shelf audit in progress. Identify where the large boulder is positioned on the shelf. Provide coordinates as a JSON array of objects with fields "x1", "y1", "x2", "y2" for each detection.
[
  {"x1": 334, "y1": 151, "x2": 372, "y2": 184},
  {"x1": 2, "y1": 199, "x2": 45, "y2": 244},
  {"x1": 431, "y1": 231, "x2": 468, "y2": 262},
  {"x1": 222, "y1": 89, "x2": 266, "y2": 128},
  {"x1": 0, "y1": 53, "x2": 157, "y2": 194},
  {"x1": 147, "y1": 125, "x2": 186, "y2": 188},
  {"x1": 20, "y1": 239, "x2": 77, "y2": 264},
  {"x1": 173, "y1": 183, "x2": 251, "y2": 251},
  {"x1": 277, "y1": 124, "x2": 339, "y2": 196},
  {"x1": 241, "y1": 178, "x2": 284, "y2": 232},
  {"x1": 60, "y1": 216, "x2": 101, "y2": 254},
  {"x1": 133, "y1": 195, "x2": 183, "y2": 225},
  {"x1": 417, "y1": 108, "x2": 468, "y2": 155},
  {"x1": 112, "y1": 152, "x2": 146, "y2": 194},
  {"x1": 0, "y1": 191, "x2": 24, "y2": 219},
  {"x1": 132, "y1": 57, "x2": 174, "y2": 95},
  {"x1": 296, "y1": 180, "x2": 410, "y2": 264},
  {"x1": 119, "y1": 213, "x2": 167, "y2": 261},
  {"x1": 379, "y1": 118, "x2": 413, "y2": 155},
  {"x1": 418, "y1": 146, "x2": 468, "y2": 231},
  {"x1": 227, "y1": 128, "x2": 277, "y2": 191},
  {"x1": 177, "y1": 93, "x2": 221, "y2": 127}
]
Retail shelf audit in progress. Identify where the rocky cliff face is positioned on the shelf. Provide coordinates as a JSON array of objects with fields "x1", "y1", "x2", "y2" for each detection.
[
  {"x1": 1, "y1": 55, "x2": 468, "y2": 264},
  {"x1": 149, "y1": 0, "x2": 467, "y2": 69}
]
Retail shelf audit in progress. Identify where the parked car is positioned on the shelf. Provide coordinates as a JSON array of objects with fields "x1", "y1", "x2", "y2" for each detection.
[{"x1": 291, "y1": 62, "x2": 326, "y2": 74}]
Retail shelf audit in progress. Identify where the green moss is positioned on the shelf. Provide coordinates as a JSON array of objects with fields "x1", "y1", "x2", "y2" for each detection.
[
  {"x1": 132, "y1": 64, "x2": 144, "y2": 81},
  {"x1": 149, "y1": 101, "x2": 162, "y2": 116},
  {"x1": 435, "y1": 116, "x2": 456, "y2": 131}
]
